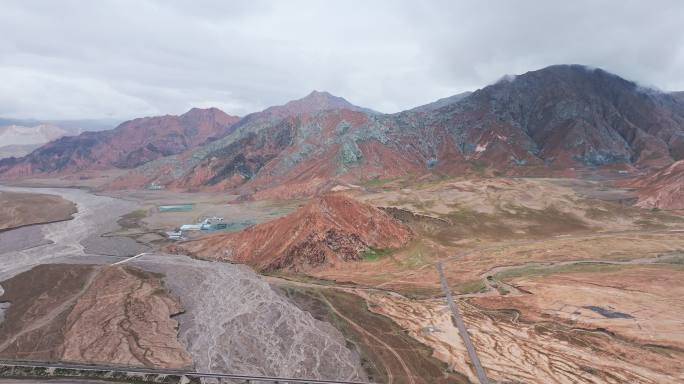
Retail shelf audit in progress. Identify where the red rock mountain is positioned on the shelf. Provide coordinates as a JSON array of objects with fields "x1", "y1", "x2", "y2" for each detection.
[
  {"x1": 110, "y1": 65, "x2": 684, "y2": 198},
  {"x1": 0, "y1": 108, "x2": 239, "y2": 177},
  {"x1": 4, "y1": 65, "x2": 684, "y2": 198},
  {"x1": 623, "y1": 160, "x2": 684, "y2": 210},
  {"x1": 172, "y1": 194, "x2": 412, "y2": 272}
]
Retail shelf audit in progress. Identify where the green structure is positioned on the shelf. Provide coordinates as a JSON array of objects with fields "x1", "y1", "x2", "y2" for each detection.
[{"x1": 158, "y1": 204, "x2": 194, "y2": 212}]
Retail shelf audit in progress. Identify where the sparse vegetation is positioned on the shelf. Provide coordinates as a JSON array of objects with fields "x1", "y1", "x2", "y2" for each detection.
[
  {"x1": 117, "y1": 208, "x2": 148, "y2": 229},
  {"x1": 361, "y1": 176, "x2": 400, "y2": 188},
  {"x1": 455, "y1": 279, "x2": 487, "y2": 294},
  {"x1": 584, "y1": 206, "x2": 616, "y2": 220},
  {"x1": 470, "y1": 160, "x2": 489, "y2": 174},
  {"x1": 278, "y1": 285, "x2": 470, "y2": 384},
  {"x1": 363, "y1": 247, "x2": 392, "y2": 261},
  {"x1": 494, "y1": 262, "x2": 633, "y2": 282}
]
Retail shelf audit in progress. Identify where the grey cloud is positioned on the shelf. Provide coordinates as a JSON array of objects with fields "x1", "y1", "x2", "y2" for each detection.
[{"x1": 1, "y1": 0, "x2": 682, "y2": 120}]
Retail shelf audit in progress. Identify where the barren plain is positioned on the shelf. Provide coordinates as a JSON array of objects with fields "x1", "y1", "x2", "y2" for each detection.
[
  {"x1": 0, "y1": 191, "x2": 76, "y2": 231},
  {"x1": 1, "y1": 174, "x2": 683, "y2": 384},
  {"x1": 264, "y1": 176, "x2": 684, "y2": 383}
]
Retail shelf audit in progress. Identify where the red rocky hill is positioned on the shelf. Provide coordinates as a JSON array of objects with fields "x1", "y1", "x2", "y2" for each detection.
[
  {"x1": 623, "y1": 160, "x2": 684, "y2": 210},
  {"x1": 0, "y1": 108, "x2": 239, "y2": 178},
  {"x1": 171, "y1": 194, "x2": 413, "y2": 272}
]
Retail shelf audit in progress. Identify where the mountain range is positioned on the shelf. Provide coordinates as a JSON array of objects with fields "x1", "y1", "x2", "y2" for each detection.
[
  {"x1": 1, "y1": 64, "x2": 683, "y2": 202},
  {"x1": 0, "y1": 108, "x2": 238, "y2": 178},
  {"x1": 0, "y1": 118, "x2": 119, "y2": 159},
  {"x1": 0, "y1": 124, "x2": 69, "y2": 159}
]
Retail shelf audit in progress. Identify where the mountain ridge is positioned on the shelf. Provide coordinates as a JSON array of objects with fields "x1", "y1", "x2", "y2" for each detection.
[
  {"x1": 2, "y1": 64, "x2": 683, "y2": 200},
  {"x1": 0, "y1": 107, "x2": 239, "y2": 177}
]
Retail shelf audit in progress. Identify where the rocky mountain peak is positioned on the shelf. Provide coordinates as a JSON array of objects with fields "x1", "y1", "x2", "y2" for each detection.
[
  {"x1": 180, "y1": 107, "x2": 239, "y2": 122},
  {"x1": 260, "y1": 90, "x2": 370, "y2": 118}
]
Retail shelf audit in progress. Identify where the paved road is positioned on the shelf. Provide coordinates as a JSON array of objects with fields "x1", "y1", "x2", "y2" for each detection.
[
  {"x1": 436, "y1": 263, "x2": 489, "y2": 384},
  {"x1": 0, "y1": 360, "x2": 372, "y2": 384}
]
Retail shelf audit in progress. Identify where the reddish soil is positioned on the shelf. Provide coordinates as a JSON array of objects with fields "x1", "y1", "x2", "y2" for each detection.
[
  {"x1": 61, "y1": 266, "x2": 192, "y2": 368},
  {"x1": 5, "y1": 66, "x2": 683, "y2": 200},
  {"x1": 622, "y1": 160, "x2": 684, "y2": 210},
  {"x1": 278, "y1": 285, "x2": 470, "y2": 384},
  {"x1": 0, "y1": 264, "x2": 191, "y2": 369},
  {"x1": 172, "y1": 194, "x2": 413, "y2": 272}
]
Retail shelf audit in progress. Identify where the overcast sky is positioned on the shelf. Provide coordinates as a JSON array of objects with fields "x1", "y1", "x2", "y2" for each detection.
[{"x1": 1, "y1": 0, "x2": 683, "y2": 120}]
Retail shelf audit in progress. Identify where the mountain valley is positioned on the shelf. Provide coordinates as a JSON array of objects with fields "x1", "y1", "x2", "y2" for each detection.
[{"x1": 1, "y1": 65, "x2": 684, "y2": 384}]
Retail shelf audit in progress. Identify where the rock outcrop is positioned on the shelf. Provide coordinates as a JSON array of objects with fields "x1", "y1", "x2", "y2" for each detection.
[
  {"x1": 623, "y1": 160, "x2": 684, "y2": 209},
  {"x1": 61, "y1": 266, "x2": 192, "y2": 368},
  {"x1": 0, "y1": 264, "x2": 192, "y2": 369},
  {"x1": 173, "y1": 194, "x2": 413, "y2": 271}
]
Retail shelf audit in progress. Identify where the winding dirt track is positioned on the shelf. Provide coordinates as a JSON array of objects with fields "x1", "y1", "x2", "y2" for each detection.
[
  {"x1": 370, "y1": 225, "x2": 684, "y2": 293},
  {"x1": 320, "y1": 296, "x2": 415, "y2": 384}
]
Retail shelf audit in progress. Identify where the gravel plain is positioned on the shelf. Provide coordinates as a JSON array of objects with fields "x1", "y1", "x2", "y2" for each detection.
[
  {"x1": 0, "y1": 185, "x2": 367, "y2": 383},
  {"x1": 132, "y1": 253, "x2": 367, "y2": 382},
  {"x1": 0, "y1": 185, "x2": 143, "y2": 282}
]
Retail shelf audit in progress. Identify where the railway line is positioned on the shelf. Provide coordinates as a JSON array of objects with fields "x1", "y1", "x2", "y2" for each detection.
[{"x1": 0, "y1": 360, "x2": 374, "y2": 384}]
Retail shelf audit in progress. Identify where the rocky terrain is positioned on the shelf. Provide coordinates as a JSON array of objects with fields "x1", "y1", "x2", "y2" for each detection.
[
  {"x1": 0, "y1": 264, "x2": 191, "y2": 369},
  {"x1": 0, "y1": 191, "x2": 76, "y2": 231},
  {"x1": 131, "y1": 253, "x2": 368, "y2": 381},
  {"x1": 623, "y1": 160, "x2": 684, "y2": 209},
  {"x1": 0, "y1": 108, "x2": 239, "y2": 178},
  {"x1": 0, "y1": 264, "x2": 93, "y2": 359},
  {"x1": 453, "y1": 65, "x2": 684, "y2": 169},
  {"x1": 1, "y1": 63, "x2": 684, "y2": 384},
  {"x1": 61, "y1": 266, "x2": 192, "y2": 368},
  {"x1": 360, "y1": 268, "x2": 684, "y2": 384},
  {"x1": 408, "y1": 92, "x2": 473, "y2": 113},
  {"x1": 115, "y1": 65, "x2": 684, "y2": 199},
  {"x1": 0, "y1": 186, "x2": 368, "y2": 382},
  {"x1": 311, "y1": 177, "x2": 684, "y2": 293},
  {"x1": 2, "y1": 65, "x2": 682, "y2": 202},
  {"x1": 473, "y1": 265, "x2": 684, "y2": 351},
  {"x1": 671, "y1": 91, "x2": 684, "y2": 104},
  {"x1": 172, "y1": 194, "x2": 413, "y2": 272}
]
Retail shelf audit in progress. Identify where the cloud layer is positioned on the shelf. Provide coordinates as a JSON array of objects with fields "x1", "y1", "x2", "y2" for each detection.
[{"x1": 1, "y1": 0, "x2": 683, "y2": 119}]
